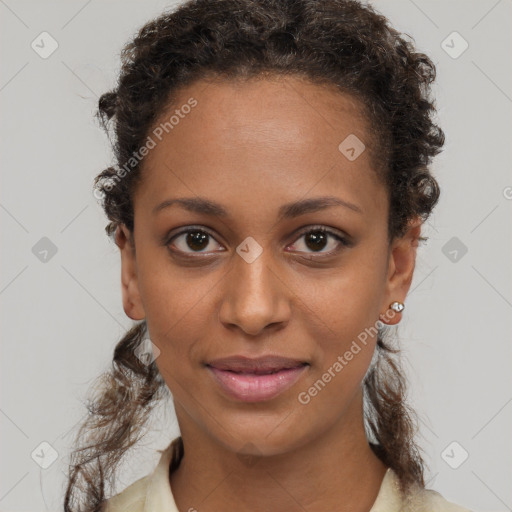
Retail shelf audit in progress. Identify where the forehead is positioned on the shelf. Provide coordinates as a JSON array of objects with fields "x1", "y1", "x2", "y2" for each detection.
[
  {"x1": 151, "y1": 74, "x2": 373, "y2": 158},
  {"x1": 136, "y1": 75, "x2": 387, "y2": 222}
]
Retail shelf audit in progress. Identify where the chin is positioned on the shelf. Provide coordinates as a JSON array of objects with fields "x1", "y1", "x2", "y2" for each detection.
[{"x1": 209, "y1": 418, "x2": 312, "y2": 458}]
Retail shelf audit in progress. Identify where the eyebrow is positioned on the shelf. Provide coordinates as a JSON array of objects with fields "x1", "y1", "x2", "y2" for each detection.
[{"x1": 152, "y1": 195, "x2": 363, "y2": 218}]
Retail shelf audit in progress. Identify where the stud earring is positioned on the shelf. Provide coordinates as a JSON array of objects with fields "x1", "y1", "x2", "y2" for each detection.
[
  {"x1": 379, "y1": 301, "x2": 405, "y2": 326},
  {"x1": 389, "y1": 301, "x2": 405, "y2": 313}
]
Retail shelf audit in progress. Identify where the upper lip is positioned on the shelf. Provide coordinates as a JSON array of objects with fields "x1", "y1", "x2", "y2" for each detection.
[{"x1": 206, "y1": 355, "x2": 308, "y2": 373}]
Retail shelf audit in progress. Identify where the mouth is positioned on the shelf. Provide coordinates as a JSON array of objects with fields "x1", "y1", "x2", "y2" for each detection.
[
  {"x1": 205, "y1": 362, "x2": 309, "y2": 402},
  {"x1": 205, "y1": 354, "x2": 309, "y2": 373}
]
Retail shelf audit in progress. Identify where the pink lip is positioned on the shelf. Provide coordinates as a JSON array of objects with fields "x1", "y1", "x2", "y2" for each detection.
[{"x1": 206, "y1": 364, "x2": 308, "y2": 402}]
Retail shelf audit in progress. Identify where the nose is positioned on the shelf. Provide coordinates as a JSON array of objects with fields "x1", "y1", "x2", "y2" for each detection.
[{"x1": 218, "y1": 246, "x2": 291, "y2": 337}]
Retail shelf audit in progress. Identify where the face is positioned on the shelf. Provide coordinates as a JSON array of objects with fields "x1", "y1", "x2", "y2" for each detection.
[{"x1": 116, "y1": 75, "x2": 421, "y2": 456}]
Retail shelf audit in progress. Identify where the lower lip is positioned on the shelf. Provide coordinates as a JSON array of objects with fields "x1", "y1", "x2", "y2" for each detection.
[{"x1": 206, "y1": 364, "x2": 308, "y2": 402}]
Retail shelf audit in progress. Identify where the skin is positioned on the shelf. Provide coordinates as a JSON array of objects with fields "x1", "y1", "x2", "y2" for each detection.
[{"x1": 115, "y1": 74, "x2": 421, "y2": 512}]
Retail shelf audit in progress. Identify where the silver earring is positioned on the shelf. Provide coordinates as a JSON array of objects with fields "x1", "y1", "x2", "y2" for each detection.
[{"x1": 389, "y1": 301, "x2": 405, "y2": 313}]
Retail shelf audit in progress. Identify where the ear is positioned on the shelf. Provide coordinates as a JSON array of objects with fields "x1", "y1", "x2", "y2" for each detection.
[
  {"x1": 115, "y1": 224, "x2": 146, "y2": 321},
  {"x1": 379, "y1": 216, "x2": 423, "y2": 326}
]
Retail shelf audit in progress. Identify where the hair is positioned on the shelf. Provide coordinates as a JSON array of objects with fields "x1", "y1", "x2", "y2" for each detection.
[{"x1": 64, "y1": 0, "x2": 445, "y2": 509}]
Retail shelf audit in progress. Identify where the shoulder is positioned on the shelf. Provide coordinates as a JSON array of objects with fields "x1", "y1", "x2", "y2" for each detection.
[
  {"x1": 377, "y1": 468, "x2": 473, "y2": 512},
  {"x1": 404, "y1": 482, "x2": 474, "y2": 512},
  {"x1": 102, "y1": 474, "x2": 150, "y2": 512}
]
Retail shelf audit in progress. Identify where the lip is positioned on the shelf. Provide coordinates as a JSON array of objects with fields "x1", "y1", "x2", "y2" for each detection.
[
  {"x1": 205, "y1": 355, "x2": 309, "y2": 403},
  {"x1": 206, "y1": 355, "x2": 308, "y2": 373}
]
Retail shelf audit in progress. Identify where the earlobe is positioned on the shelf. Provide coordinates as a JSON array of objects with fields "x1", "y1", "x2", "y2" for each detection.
[{"x1": 115, "y1": 224, "x2": 146, "y2": 321}]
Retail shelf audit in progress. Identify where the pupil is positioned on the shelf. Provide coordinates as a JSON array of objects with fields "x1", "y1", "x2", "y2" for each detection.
[
  {"x1": 186, "y1": 231, "x2": 208, "y2": 251},
  {"x1": 306, "y1": 231, "x2": 327, "y2": 251}
]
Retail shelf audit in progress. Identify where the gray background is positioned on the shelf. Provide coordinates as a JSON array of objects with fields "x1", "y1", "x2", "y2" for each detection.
[{"x1": 1, "y1": 0, "x2": 511, "y2": 510}]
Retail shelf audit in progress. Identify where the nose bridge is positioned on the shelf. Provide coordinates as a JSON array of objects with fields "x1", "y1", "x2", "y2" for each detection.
[
  {"x1": 219, "y1": 239, "x2": 289, "y2": 334},
  {"x1": 236, "y1": 242, "x2": 274, "y2": 296}
]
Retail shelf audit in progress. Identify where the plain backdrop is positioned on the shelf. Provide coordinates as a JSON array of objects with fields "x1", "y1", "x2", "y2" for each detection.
[{"x1": 1, "y1": 1, "x2": 511, "y2": 511}]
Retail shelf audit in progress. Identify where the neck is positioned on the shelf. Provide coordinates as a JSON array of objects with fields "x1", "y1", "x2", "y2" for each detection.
[{"x1": 170, "y1": 389, "x2": 388, "y2": 512}]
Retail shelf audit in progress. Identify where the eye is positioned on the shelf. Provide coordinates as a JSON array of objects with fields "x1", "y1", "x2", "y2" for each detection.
[
  {"x1": 287, "y1": 226, "x2": 350, "y2": 257},
  {"x1": 166, "y1": 225, "x2": 350, "y2": 258},
  {"x1": 166, "y1": 226, "x2": 224, "y2": 256}
]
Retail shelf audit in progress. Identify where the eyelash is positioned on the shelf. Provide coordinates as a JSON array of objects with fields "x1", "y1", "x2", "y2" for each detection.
[{"x1": 165, "y1": 225, "x2": 350, "y2": 259}]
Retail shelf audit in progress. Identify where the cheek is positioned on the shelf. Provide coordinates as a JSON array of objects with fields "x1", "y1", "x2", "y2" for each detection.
[
  {"x1": 298, "y1": 262, "x2": 383, "y2": 347},
  {"x1": 296, "y1": 298, "x2": 379, "y2": 426},
  {"x1": 294, "y1": 262, "x2": 383, "y2": 394},
  {"x1": 136, "y1": 245, "x2": 214, "y2": 333},
  {"x1": 136, "y1": 261, "x2": 220, "y2": 385}
]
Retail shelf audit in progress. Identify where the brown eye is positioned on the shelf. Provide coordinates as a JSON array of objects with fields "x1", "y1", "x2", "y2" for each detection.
[
  {"x1": 167, "y1": 228, "x2": 224, "y2": 254},
  {"x1": 185, "y1": 231, "x2": 209, "y2": 251},
  {"x1": 288, "y1": 226, "x2": 349, "y2": 257},
  {"x1": 304, "y1": 230, "x2": 329, "y2": 251}
]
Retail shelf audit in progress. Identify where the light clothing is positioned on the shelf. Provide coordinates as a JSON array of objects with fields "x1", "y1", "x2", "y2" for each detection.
[{"x1": 104, "y1": 437, "x2": 472, "y2": 512}]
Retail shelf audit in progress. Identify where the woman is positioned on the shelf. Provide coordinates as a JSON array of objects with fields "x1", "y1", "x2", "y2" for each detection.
[{"x1": 64, "y1": 0, "x2": 472, "y2": 510}]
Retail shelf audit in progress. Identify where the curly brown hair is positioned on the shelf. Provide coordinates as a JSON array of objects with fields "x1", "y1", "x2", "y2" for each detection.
[{"x1": 63, "y1": 0, "x2": 445, "y2": 510}]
